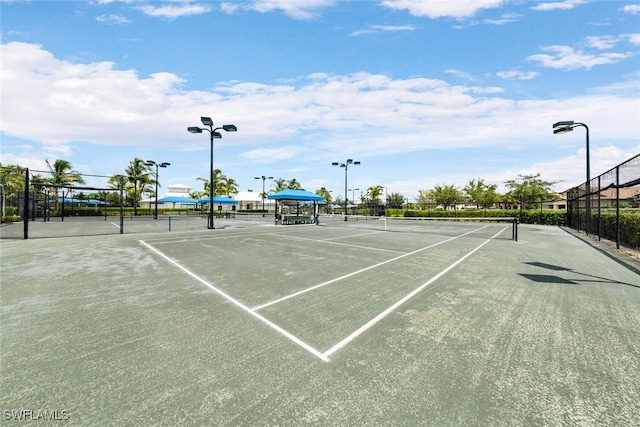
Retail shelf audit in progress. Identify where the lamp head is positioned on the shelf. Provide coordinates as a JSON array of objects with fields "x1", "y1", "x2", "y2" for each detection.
[
  {"x1": 354, "y1": 161, "x2": 361, "y2": 165},
  {"x1": 201, "y1": 117, "x2": 214, "y2": 126},
  {"x1": 160, "y1": 162, "x2": 170, "y2": 168},
  {"x1": 188, "y1": 127, "x2": 203, "y2": 134},
  {"x1": 145, "y1": 160, "x2": 156, "y2": 166},
  {"x1": 552, "y1": 120, "x2": 575, "y2": 135},
  {"x1": 213, "y1": 131, "x2": 222, "y2": 139},
  {"x1": 222, "y1": 124, "x2": 237, "y2": 132},
  {"x1": 332, "y1": 162, "x2": 340, "y2": 166},
  {"x1": 346, "y1": 159, "x2": 353, "y2": 164},
  {"x1": 553, "y1": 127, "x2": 573, "y2": 135}
]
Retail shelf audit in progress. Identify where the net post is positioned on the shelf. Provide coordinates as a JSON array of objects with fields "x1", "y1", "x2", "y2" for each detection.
[{"x1": 513, "y1": 217, "x2": 518, "y2": 241}]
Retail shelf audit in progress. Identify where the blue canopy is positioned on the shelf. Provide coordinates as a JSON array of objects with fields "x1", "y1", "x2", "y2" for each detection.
[
  {"x1": 158, "y1": 196, "x2": 198, "y2": 204},
  {"x1": 267, "y1": 189, "x2": 324, "y2": 201},
  {"x1": 198, "y1": 196, "x2": 239, "y2": 204},
  {"x1": 57, "y1": 197, "x2": 106, "y2": 205}
]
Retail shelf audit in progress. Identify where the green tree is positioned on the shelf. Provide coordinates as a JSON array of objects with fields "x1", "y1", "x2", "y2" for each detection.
[
  {"x1": 504, "y1": 173, "x2": 558, "y2": 209},
  {"x1": 0, "y1": 164, "x2": 26, "y2": 218},
  {"x1": 287, "y1": 178, "x2": 303, "y2": 190},
  {"x1": 386, "y1": 192, "x2": 405, "y2": 209},
  {"x1": 272, "y1": 178, "x2": 288, "y2": 193},
  {"x1": 46, "y1": 159, "x2": 85, "y2": 187},
  {"x1": 432, "y1": 184, "x2": 462, "y2": 210},
  {"x1": 463, "y1": 178, "x2": 498, "y2": 209},
  {"x1": 315, "y1": 187, "x2": 333, "y2": 213},
  {"x1": 124, "y1": 158, "x2": 152, "y2": 215},
  {"x1": 367, "y1": 185, "x2": 384, "y2": 205},
  {"x1": 415, "y1": 189, "x2": 435, "y2": 210}
]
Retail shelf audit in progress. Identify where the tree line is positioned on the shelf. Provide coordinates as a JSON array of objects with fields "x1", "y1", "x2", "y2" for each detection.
[{"x1": 1, "y1": 157, "x2": 559, "y2": 219}]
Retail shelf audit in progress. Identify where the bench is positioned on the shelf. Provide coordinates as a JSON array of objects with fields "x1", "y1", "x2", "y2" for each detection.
[{"x1": 283, "y1": 215, "x2": 313, "y2": 225}]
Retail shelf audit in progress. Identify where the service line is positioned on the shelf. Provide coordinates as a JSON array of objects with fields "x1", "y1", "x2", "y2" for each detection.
[
  {"x1": 139, "y1": 240, "x2": 329, "y2": 362},
  {"x1": 252, "y1": 225, "x2": 489, "y2": 312},
  {"x1": 323, "y1": 226, "x2": 508, "y2": 358}
]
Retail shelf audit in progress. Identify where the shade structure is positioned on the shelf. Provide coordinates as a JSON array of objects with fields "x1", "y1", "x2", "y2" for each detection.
[
  {"x1": 267, "y1": 189, "x2": 324, "y2": 202},
  {"x1": 198, "y1": 196, "x2": 239, "y2": 204},
  {"x1": 158, "y1": 196, "x2": 198, "y2": 204},
  {"x1": 56, "y1": 197, "x2": 107, "y2": 205}
]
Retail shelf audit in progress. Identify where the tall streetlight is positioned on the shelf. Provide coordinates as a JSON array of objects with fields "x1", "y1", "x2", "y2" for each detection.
[
  {"x1": 188, "y1": 117, "x2": 237, "y2": 229},
  {"x1": 553, "y1": 120, "x2": 590, "y2": 235},
  {"x1": 254, "y1": 175, "x2": 273, "y2": 214},
  {"x1": 332, "y1": 159, "x2": 360, "y2": 221},
  {"x1": 145, "y1": 160, "x2": 170, "y2": 219}
]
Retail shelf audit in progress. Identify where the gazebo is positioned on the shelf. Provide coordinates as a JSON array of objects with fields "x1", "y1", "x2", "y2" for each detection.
[{"x1": 267, "y1": 189, "x2": 324, "y2": 225}]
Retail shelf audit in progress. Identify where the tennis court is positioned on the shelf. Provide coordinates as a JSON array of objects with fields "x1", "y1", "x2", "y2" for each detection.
[{"x1": 1, "y1": 216, "x2": 639, "y2": 425}]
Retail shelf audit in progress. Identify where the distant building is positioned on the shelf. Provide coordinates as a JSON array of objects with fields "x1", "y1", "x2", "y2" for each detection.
[{"x1": 235, "y1": 191, "x2": 275, "y2": 211}]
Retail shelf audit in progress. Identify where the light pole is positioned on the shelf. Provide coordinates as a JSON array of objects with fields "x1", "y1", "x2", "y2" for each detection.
[
  {"x1": 254, "y1": 175, "x2": 273, "y2": 214},
  {"x1": 553, "y1": 120, "x2": 590, "y2": 235},
  {"x1": 188, "y1": 117, "x2": 237, "y2": 229},
  {"x1": 332, "y1": 159, "x2": 360, "y2": 221},
  {"x1": 145, "y1": 160, "x2": 170, "y2": 219}
]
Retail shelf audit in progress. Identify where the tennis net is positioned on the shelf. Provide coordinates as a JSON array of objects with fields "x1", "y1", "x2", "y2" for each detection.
[{"x1": 320, "y1": 215, "x2": 518, "y2": 241}]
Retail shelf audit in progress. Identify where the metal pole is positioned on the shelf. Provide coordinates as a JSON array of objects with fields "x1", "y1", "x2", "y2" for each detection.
[
  {"x1": 209, "y1": 130, "x2": 215, "y2": 229},
  {"x1": 584, "y1": 124, "x2": 591, "y2": 236},
  {"x1": 23, "y1": 168, "x2": 29, "y2": 239},
  {"x1": 154, "y1": 164, "x2": 159, "y2": 219},
  {"x1": 344, "y1": 165, "x2": 348, "y2": 221}
]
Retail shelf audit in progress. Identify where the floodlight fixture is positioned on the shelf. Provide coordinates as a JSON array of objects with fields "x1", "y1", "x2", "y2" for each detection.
[
  {"x1": 187, "y1": 116, "x2": 238, "y2": 229},
  {"x1": 332, "y1": 158, "x2": 361, "y2": 221}
]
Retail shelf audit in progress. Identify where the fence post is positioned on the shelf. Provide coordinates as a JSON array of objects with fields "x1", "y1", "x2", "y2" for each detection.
[
  {"x1": 615, "y1": 166, "x2": 620, "y2": 250},
  {"x1": 23, "y1": 168, "x2": 29, "y2": 240}
]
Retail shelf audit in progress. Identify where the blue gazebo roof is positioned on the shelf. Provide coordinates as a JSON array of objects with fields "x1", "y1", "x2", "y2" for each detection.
[
  {"x1": 158, "y1": 196, "x2": 198, "y2": 204},
  {"x1": 198, "y1": 196, "x2": 239, "y2": 204},
  {"x1": 267, "y1": 190, "x2": 324, "y2": 201}
]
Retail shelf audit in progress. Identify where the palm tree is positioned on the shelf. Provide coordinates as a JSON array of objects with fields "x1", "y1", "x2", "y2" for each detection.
[
  {"x1": 287, "y1": 178, "x2": 303, "y2": 190},
  {"x1": 124, "y1": 158, "x2": 152, "y2": 215},
  {"x1": 46, "y1": 159, "x2": 85, "y2": 187},
  {"x1": 218, "y1": 176, "x2": 239, "y2": 196},
  {"x1": 272, "y1": 178, "x2": 288, "y2": 193}
]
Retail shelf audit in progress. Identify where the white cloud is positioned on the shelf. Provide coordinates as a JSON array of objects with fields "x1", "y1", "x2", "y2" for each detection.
[
  {"x1": 621, "y1": 4, "x2": 640, "y2": 14},
  {"x1": 497, "y1": 69, "x2": 539, "y2": 80},
  {"x1": 530, "y1": 0, "x2": 587, "y2": 12},
  {"x1": 1, "y1": 41, "x2": 638, "y2": 182},
  {"x1": 527, "y1": 45, "x2": 634, "y2": 70},
  {"x1": 482, "y1": 12, "x2": 520, "y2": 25},
  {"x1": 136, "y1": 2, "x2": 212, "y2": 19},
  {"x1": 380, "y1": 0, "x2": 504, "y2": 19},
  {"x1": 96, "y1": 14, "x2": 130, "y2": 25},
  {"x1": 224, "y1": 0, "x2": 337, "y2": 20},
  {"x1": 351, "y1": 24, "x2": 415, "y2": 36}
]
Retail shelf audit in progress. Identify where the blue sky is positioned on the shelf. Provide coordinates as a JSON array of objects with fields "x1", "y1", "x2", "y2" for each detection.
[{"x1": 1, "y1": 0, "x2": 639, "y2": 201}]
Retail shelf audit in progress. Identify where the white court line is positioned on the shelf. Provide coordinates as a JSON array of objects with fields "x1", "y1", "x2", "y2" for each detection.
[
  {"x1": 321, "y1": 231, "x2": 382, "y2": 241},
  {"x1": 323, "y1": 226, "x2": 508, "y2": 358},
  {"x1": 276, "y1": 233, "x2": 405, "y2": 254},
  {"x1": 138, "y1": 240, "x2": 329, "y2": 362},
  {"x1": 252, "y1": 225, "x2": 490, "y2": 311}
]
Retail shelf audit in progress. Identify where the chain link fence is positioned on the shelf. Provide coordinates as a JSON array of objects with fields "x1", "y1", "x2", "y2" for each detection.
[{"x1": 566, "y1": 153, "x2": 640, "y2": 249}]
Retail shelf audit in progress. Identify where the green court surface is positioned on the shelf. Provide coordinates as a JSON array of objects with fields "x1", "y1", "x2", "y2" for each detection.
[{"x1": 1, "y1": 218, "x2": 639, "y2": 425}]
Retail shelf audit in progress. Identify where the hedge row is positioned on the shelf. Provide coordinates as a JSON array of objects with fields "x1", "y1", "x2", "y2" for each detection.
[{"x1": 387, "y1": 209, "x2": 567, "y2": 226}]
